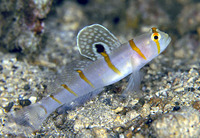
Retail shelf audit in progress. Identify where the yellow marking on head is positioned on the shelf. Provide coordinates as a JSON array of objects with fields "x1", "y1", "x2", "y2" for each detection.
[
  {"x1": 100, "y1": 51, "x2": 122, "y2": 75},
  {"x1": 151, "y1": 27, "x2": 161, "y2": 54},
  {"x1": 61, "y1": 84, "x2": 78, "y2": 97},
  {"x1": 76, "y1": 70, "x2": 95, "y2": 88},
  {"x1": 151, "y1": 27, "x2": 157, "y2": 33},
  {"x1": 49, "y1": 95, "x2": 62, "y2": 104},
  {"x1": 154, "y1": 40, "x2": 160, "y2": 54},
  {"x1": 39, "y1": 105, "x2": 47, "y2": 114},
  {"x1": 128, "y1": 39, "x2": 147, "y2": 60}
]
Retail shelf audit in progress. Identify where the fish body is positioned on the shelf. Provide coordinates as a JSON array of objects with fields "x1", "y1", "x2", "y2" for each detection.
[{"x1": 2, "y1": 24, "x2": 171, "y2": 135}]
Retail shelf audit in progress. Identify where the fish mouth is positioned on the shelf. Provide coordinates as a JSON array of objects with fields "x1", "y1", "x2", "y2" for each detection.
[{"x1": 165, "y1": 36, "x2": 171, "y2": 46}]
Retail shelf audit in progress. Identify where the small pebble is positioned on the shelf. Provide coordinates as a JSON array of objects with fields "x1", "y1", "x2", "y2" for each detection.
[
  {"x1": 174, "y1": 87, "x2": 184, "y2": 92},
  {"x1": 3, "y1": 102, "x2": 14, "y2": 112},
  {"x1": 29, "y1": 96, "x2": 37, "y2": 104},
  {"x1": 24, "y1": 84, "x2": 30, "y2": 90},
  {"x1": 19, "y1": 99, "x2": 31, "y2": 107}
]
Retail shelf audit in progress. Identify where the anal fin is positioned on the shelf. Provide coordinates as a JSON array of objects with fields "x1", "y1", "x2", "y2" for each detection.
[{"x1": 57, "y1": 88, "x2": 104, "y2": 114}]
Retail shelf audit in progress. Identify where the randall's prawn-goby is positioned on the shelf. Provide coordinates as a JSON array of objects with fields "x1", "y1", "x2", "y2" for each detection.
[{"x1": 2, "y1": 24, "x2": 171, "y2": 135}]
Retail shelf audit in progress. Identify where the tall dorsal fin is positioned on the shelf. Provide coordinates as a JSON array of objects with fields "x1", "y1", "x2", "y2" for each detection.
[{"x1": 77, "y1": 24, "x2": 121, "y2": 61}]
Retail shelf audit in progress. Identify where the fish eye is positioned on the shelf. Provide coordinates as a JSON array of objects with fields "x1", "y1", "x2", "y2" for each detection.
[{"x1": 151, "y1": 33, "x2": 161, "y2": 41}]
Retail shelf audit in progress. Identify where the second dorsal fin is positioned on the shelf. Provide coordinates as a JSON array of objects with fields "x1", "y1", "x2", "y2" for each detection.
[
  {"x1": 47, "y1": 59, "x2": 93, "y2": 95},
  {"x1": 77, "y1": 24, "x2": 121, "y2": 61}
]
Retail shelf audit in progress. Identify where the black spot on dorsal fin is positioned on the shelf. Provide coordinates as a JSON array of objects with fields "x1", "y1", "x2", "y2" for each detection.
[{"x1": 95, "y1": 44, "x2": 105, "y2": 53}]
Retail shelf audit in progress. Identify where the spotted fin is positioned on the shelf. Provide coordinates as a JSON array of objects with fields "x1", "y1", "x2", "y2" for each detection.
[
  {"x1": 47, "y1": 59, "x2": 93, "y2": 94},
  {"x1": 77, "y1": 24, "x2": 121, "y2": 61}
]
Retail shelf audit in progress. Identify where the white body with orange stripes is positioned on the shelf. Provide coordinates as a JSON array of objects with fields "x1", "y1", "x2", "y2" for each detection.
[{"x1": 2, "y1": 24, "x2": 171, "y2": 135}]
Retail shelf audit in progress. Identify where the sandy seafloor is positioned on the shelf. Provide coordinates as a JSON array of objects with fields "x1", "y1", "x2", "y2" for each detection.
[{"x1": 0, "y1": 0, "x2": 200, "y2": 137}]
